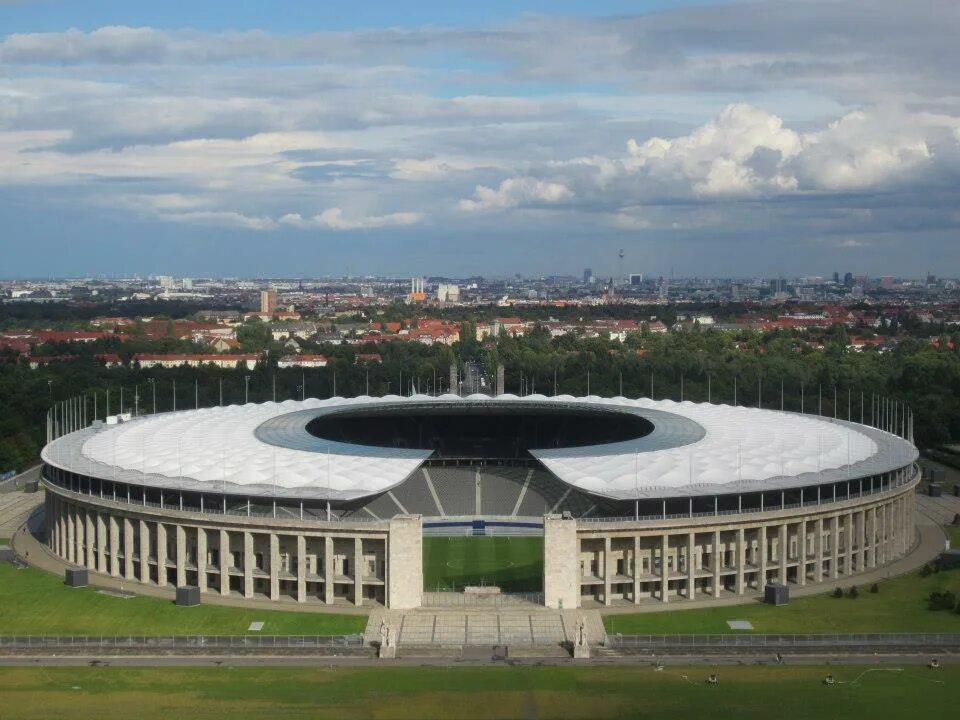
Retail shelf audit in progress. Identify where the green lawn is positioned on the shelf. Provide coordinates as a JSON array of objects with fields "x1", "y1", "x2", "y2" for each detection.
[
  {"x1": 422, "y1": 536, "x2": 543, "y2": 592},
  {"x1": 0, "y1": 665, "x2": 954, "y2": 719},
  {"x1": 605, "y1": 568, "x2": 960, "y2": 635},
  {"x1": 0, "y1": 564, "x2": 366, "y2": 636},
  {"x1": 945, "y1": 524, "x2": 960, "y2": 549}
]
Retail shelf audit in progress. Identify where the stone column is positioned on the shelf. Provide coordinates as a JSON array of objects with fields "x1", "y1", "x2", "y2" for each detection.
[
  {"x1": 867, "y1": 507, "x2": 877, "y2": 568},
  {"x1": 269, "y1": 533, "x2": 280, "y2": 601},
  {"x1": 686, "y1": 532, "x2": 695, "y2": 600},
  {"x1": 156, "y1": 523, "x2": 167, "y2": 587},
  {"x1": 798, "y1": 520, "x2": 807, "y2": 586},
  {"x1": 296, "y1": 534, "x2": 307, "y2": 603},
  {"x1": 845, "y1": 512, "x2": 854, "y2": 576},
  {"x1": 323, "y1": 536, "x2": 334, "y2": 604},
  {"x1": 138, "y1": 520, "x2": 150, "y2": 583},
  {"x1": 712, "y1": 530, "x2": 721, "y2": 598},
  {"x1": 603, "y1": 536, "x2": 613, "y2": 606},
  {"x1": 878, "y1": 504, "x2": 887, "y2": 566},
  {"x1": 175, "y1": 525, "x2": 186, "y2": 587},
  {"x1": 778, "y1": 523, "x2": 788, "y2": 584},
  {"x1": 632, "y1": 535, "x2": 642, "y2": 604},
  {"x1": 109, "y1": 515, "x2": 120, "y2": 577},
  {"x1": 219, "y1": 529, "x2": 230, "y2": 597},
  {"x1": 830, "y1": 516, "x2": 840, "y2": 579},
  {"x1": 123, "y1": 517, "x2": 135, "y2": 579},
  {"x1": 197, "y1": 528, "x2": 207, "y2": 593},
  {"x1": 758, "y1": 525, "x2": 767, "y2": 588},
  {"x1": 96, "y1": 513, "x2": 107, "y2": 572},
  {"x1": 353, "y1": 536, "x2": 363, "y2": 606},
  {"x1": 857, "y1": 510, "x2": 866, "y2": 571},
  {"x1": 53, "y1": 499, "x2": 62, "y2": 556},
  {"x1": 814, "y1": 517, "x2": 824, "y2": 582},
  {"x1": 735, "y1": 527, "x2": 746, "y2": 595},
  {"x1": 84, "y1": 511, "x2": 96, "y2": 570},
  {"x1": 243, "y1": 531, "x2": 254, "y2": 598},
  {"x1": 660, "y1": 533, "x2": 669, "y2": 603},
  {"x1": 65, "y1": 504, "x2": 75, "y2": 563}
]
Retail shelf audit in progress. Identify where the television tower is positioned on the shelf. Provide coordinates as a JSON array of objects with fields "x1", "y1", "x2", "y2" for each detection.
[{"x1": 618, "y1": 249, "x2": 625, "y2": 287}]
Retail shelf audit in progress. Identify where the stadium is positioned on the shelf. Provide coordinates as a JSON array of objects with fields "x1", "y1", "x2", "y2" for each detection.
[{"x1": 40, "y1": 394, "x2": 919, "y2": 610}]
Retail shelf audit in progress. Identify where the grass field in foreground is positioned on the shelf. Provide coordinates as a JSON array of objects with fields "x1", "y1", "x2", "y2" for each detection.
[
  {"x1": 0, "y1": 665, "x2": 953, "y2": 719},
  {"x1": 604, "y1": 567, "x2": 960, "y2": 635},
  {"x1": 0, "y1": 564, "x2": 366, "y2": 636},
  {"x1": 422, "y1": 536, "x2": 543, "y2": 592}
]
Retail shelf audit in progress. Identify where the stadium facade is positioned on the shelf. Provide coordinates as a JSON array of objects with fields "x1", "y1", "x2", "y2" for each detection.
[{"x1": 40, "y1": 394, "x2": 919, "y2": 609}]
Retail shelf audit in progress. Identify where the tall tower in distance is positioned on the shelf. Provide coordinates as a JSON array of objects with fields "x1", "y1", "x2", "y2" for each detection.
[
  {"x1": 617, "y1": 249, "x2": 625, "y2": 287},
  {"x1": 260, "y1": 288, "x2": 277, "y2": 314}
]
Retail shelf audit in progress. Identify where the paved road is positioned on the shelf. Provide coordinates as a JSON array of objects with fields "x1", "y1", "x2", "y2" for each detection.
[{"x1": 0, "y1": 652, "x2": 952, "y2": 668}]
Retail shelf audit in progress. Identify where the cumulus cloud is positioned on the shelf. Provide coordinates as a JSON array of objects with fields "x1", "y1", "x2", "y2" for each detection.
[
  {"x1": 457, "y1": 177, "x2": 574, "y2": 212},
  {"x1": 281, "y1": 208, "x2": 423, "y2": 230}
]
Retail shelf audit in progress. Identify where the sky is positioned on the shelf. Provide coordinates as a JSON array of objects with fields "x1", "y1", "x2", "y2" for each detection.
[{"x1": 0, "y1": 0, "x2": 959, "y2": 279}]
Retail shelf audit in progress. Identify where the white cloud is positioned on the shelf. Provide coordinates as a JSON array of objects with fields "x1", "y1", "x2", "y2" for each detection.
[
  {"x1": 458, "y1": 177, "x2": 574, "y2": 212},
  {"x1": 282, "y1": 208, "x2": 423, "y2": 230}
]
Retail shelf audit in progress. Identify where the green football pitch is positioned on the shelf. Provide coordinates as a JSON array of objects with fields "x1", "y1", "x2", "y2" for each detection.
[{"x1": 422, "y1": 536, "x2": 544, "y2": 592}]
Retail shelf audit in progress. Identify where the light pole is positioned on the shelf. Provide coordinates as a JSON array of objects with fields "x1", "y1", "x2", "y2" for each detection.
[
  {"x1": 245, "y1": 375, "x2": 250, "y2": 404},
  {"x1": 148, "y1": 378, "x2": 156, "y2": 414}
]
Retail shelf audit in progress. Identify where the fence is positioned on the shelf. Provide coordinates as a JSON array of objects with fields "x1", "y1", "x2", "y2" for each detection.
[
  {"x1": 606, "y1": 633, "x2": 960, "y2": 649},
  {"x1": 0, "y1": 634, "x2": 365, "y2": 650}
]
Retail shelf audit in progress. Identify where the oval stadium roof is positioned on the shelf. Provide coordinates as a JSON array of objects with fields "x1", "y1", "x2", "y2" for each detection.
[{"x1": 42, "y1": 394, "x2": 918, "y2": 501}]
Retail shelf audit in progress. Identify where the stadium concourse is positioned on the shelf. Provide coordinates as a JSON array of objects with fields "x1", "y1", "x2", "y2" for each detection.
[{"x1": 38, "y1": 393, "x2": 919, "y2": 611}]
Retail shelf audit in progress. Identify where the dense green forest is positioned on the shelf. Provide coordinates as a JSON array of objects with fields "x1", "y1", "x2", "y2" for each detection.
[{"x1": 2, "y1": 323, "x2": 958, "y2": 472}]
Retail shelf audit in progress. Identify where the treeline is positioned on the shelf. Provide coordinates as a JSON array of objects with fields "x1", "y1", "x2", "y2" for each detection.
[{"x1": 3, "y1": 325, "x2": 959, "y2": 472}]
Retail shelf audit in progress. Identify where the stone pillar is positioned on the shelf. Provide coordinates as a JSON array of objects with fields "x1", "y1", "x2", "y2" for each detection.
[
  {"x1": 814, "y1": 517, "x2": 824, "y2": 582},
  {"x1": 857, "y1": 510, "x2": 866, "y2": 571},
  {"x1": 758, "y1": 526, "x2": 767, "y2": 588},
  {"x1": 123, "y1": 517, "x2": 135, "y2": 579},
  {"x1": 109, "y1": 515, "x2": 120, "y2": 577},
  {"x1": 735, "y1": 528, "x2": 746, "y2": 595},
  {"x1": 353, "y1": 537, "x2": 363, "y2": 606},
  {"x1": 296, "y1": 534, "x2": 307, "y2": 603},
  {"x1": 830, "y1": 516, "x2": 840, "y2": 579},
  {"x1": 603, "y1": 536, "x2": 613, "y2": 607},
  {"x1": 84, "y1": 511, "x2": 96, "y2": 570},
  {"x1": 798, "y1": 520, "x2": 807, "y2": 586},
  {"x1": 712, "y1": 530, "x2": 721, "y2": 598},
  {"x1": 660, "y1": 533, "x2": 669, "y2": 603},
  {"x1": 845, "y1": 513, "x2": 854, "y2": 576},
  {"x1": 197, "y1": 528, "x2": 207, "y2": 593},
  {"x1": 778, "y1": 523, "x2": 788, "y2": 584},
  {"x1": 156, "y1": 523, "x2": 168, "y2": 587},
  {"x1": 138, "y1": 520, "x2": 150, "y2": 584},
  {"x1": 323, "y1": 536, "x2": 334, "y2": 604},
  {"x1": 219, "y1": 529, "x2": 230, "y2": 597},
  {"x1": 53, "y1": 499, "x2": 62, "y2": 556},
  {"x1": 96, "y1": 513, "x2": 107, "y2": 572},
  {"x1": 176, "y1": 525, "x2": 186, "y2": 587},
  {"x1": 388, "y1": 515, "x2": 423, "y2": 609},
  {"x1": 243, "y1": 531, "x2": 254, "y2": 598},
  {"x1": 867, "y1": 507, "x2": 877, "y2": 568},
  {"x1": 878, "y1": 504, "x2": 887, "y2": 566},
  {"x1": 686, "y1": 532, "x2": 695, "y2": 600},
  {"x1": 632, "y1": 535, "x2": 642, "y2": 604},
  {"x1": 269, "y1": 533, "x2": 280, "y2": 601},
  {"x1": 65, "y1": 504, "x2": 75, "y2": 563}
]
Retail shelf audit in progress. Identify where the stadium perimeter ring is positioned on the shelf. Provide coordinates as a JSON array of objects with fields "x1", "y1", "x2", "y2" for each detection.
[{"x1": 40, "y1": 394, "x2": 919, "y2": 609}]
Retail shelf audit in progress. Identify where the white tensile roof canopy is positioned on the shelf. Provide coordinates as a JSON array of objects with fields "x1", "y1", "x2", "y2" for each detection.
[{"x1": 59, "y1": 394, "x2": 915, "y2": 501}]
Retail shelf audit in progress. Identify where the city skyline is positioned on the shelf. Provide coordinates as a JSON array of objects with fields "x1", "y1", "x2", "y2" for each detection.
[{"x1": 1, "y1": 0, "x2": 959, "y2": 278}]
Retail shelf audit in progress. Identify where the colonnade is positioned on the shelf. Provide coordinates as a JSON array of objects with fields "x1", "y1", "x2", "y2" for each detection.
[
  {"x1": 44, "y1": 484, "x2": 423, "y2": 609},
  {"x1": 544, "y1": 479, "x2": 917, "y2": 609}
]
